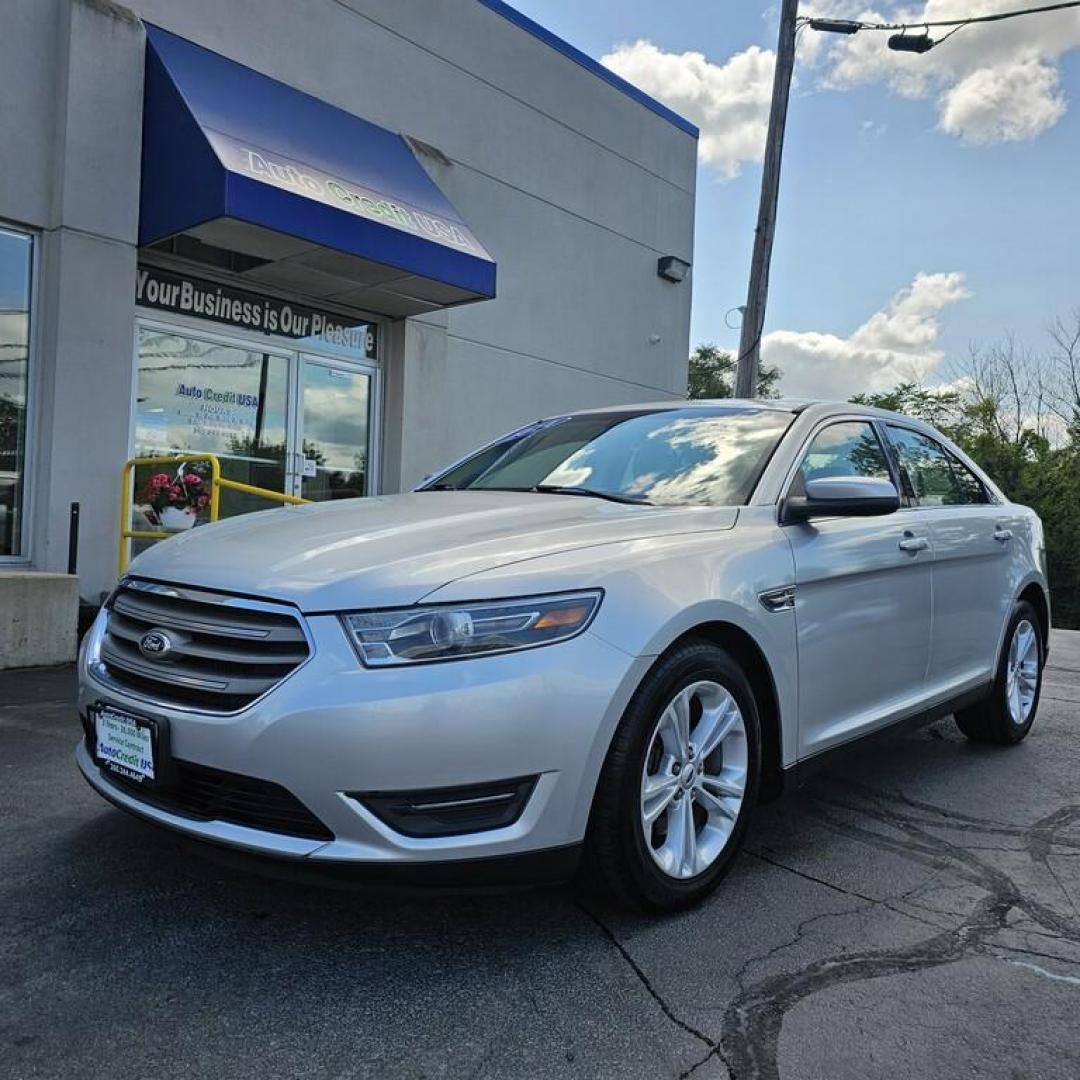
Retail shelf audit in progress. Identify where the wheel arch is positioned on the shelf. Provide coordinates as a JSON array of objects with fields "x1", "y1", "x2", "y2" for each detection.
[
  {"x1": 1017, "y1": 580, "x2": 1050, "y2": 664},
  {"x1": 664, "y1": 621, "x2": 786, "y2": 803}
]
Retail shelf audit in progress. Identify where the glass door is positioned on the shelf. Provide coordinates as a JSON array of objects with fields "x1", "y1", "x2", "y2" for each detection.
[
  {"x1": 294, "y1": 355, "x2": 375, "y2": 501},
  {"x1": 135, "y1": 322, "x2": 380, "y2": 527}
]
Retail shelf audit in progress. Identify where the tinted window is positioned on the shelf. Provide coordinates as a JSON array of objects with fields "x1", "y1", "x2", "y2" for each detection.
[
  {"x1": 944, "y1": 449, "x2": 990, "y2": 504},
  {"x1": 887, "y1": 426, "x2": 986, "y2": 505},
  {"x1": 423, "y1": 408, "x2": 794, "y2": 506},
  {"x1": 795, "y1": 421, "x2": 890, "y2": 494},
  {"x1": 425, "y1": 428, "x2": 540, "y2": 491}
]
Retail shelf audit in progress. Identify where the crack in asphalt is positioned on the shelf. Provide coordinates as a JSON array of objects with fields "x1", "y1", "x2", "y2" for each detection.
[
  {"x1": 730, "y1": 903, "x2": 865, "y2": 993},
  {"x1": 571, "y1": 780, "x2": 1079, "y2": 1080},
  {"x1": 745, "y1": 850, "x2": 880, "y2": 906},
  {"x1": 717, "y1": 787, "x2": 1080, "y2": 1080},
  {"x1": 575, "y1": 900, "x2": 728, "y2": 1078}
]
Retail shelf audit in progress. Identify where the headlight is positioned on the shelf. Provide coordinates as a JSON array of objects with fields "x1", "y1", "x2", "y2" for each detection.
[{"x1": 341, "y1": 591, "x2": 602, "y2": 666}]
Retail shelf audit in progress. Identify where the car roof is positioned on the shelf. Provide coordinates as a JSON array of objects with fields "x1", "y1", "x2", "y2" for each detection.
[
  {"x1": 561, "y1": 398, "x2": 806, "y2": 416},
  {"x1": 560, "y1": 398, "x2": 923, "y2": 425}
]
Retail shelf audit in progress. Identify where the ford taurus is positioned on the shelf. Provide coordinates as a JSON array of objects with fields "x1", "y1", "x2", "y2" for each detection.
[{"x1": 77, "y1": 400, "x2": 1049, "y2": 910}]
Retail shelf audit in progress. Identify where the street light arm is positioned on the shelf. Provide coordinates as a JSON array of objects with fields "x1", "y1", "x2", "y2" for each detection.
[{"x1": 808, "y1": 0, "x2": 1080, "y2": 33}]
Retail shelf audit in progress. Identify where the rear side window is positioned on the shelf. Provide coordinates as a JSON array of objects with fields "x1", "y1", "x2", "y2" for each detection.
[
  {"x1": 944, "y1": 449, "x2": 990, "y2": 504},
  {"x1": 886, "y1": 426, "x2": 988, "y2": 506},
  {"x1": 794, "y1": 421, "x2": 890, "y2": 495}
]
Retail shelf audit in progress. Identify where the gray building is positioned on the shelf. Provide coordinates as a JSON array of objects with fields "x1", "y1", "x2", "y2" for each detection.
[{"x1": 0, "y1": 0, "x2": 697, "y2": 615}]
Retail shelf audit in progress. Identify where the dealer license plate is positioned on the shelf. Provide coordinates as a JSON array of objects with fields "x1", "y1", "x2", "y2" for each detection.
[{"x1": 94, "y1": 706, "x2": 157, "y2": 785}]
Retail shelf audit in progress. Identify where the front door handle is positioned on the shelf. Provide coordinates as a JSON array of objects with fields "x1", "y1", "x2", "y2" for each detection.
[
  {"x1": 994, "y1": 528, "x2": 1013, "y2": 543},
  {"x1": 898, "y1": 534, "x2": 929, "y2": 554}
]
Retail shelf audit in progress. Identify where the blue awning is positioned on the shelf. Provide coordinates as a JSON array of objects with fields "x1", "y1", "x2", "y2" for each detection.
[{"x1": 140, "y1": 25, "x2": 496, "y2": 316}]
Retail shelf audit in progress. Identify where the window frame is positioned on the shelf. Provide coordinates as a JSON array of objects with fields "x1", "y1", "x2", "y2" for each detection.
[{"x1": 0, "y1": 223, "x2": 39, "y2": 564}]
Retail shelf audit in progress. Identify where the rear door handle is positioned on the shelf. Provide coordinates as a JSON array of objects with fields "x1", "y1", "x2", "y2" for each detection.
[
  {"x1": 994, "y1": 528, "x2": 1013, "y2": 543},
  {"x1": 898, "y1": 534, "x2": 929, "y2": 553}
]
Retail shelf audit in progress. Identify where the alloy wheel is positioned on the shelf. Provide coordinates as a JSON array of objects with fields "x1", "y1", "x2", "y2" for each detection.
[
  {"x1": 639, "y1": 680, "x2": 748, "y2": 879},
  {"x1": 1006, "y1": 618, "x2": 1039, "y2": 725}
]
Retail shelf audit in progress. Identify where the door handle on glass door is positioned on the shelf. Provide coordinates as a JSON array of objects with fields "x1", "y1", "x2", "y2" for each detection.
[
  {"x1": 898, "y1": 533, "x2": 929, "y2": 553},
  {"x1": 994, "y1": 528, "x2": 1013, "y2": 543}
]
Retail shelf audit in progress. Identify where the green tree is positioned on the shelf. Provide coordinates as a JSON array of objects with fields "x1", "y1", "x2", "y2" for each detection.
[
  {"x1": 849, "y1": 382, "x2": 966, "y2": 437},
  {"x1": 687, "y1": 344, "x2": 781, "y2": 400}
]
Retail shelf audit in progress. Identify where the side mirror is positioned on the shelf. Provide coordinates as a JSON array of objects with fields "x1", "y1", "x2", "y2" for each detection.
[{"x1": 782, "y1": 475, "x2": 900, "y2": 524}]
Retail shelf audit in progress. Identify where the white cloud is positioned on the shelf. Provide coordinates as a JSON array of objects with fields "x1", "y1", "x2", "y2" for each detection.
[
  {"x1": 602, "y1": 5, "x2": 1080, "y2": 175},
  {"x1": 601, "y1": 40, "x2": 776, "y2": 177},
  {"x1": 762, "y1": 271, "x2": 971, "y2": 398},
  {"x1": 939, "y1": 58, "x2": 1065, "y2": 142},
  {"x1": 822, "y1": 2, "x2": 1080, "y2": 144}
]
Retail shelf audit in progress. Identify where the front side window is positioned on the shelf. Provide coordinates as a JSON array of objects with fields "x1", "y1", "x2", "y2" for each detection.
[
  {"x1": 793, "y1": 421, "x2": 890, "y2": 496},
  {"x1": 886, "y1": 426, "x2": 986, "y2": 506},
  {"x1": 0, "y1": 227, "x2": 33, "y2": 557},
  {"x1": 422, "y1": 407, "x2": 794, "y2": 506}
]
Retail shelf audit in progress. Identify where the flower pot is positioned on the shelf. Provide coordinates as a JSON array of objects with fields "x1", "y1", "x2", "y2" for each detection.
[{"x1": 160, "y1": 506, "x2": 197, "y2": 532}]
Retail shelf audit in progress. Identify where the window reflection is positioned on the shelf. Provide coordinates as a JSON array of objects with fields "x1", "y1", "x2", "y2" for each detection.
[
  {"x1": 135, "y1": 329, "x2": 288, "y2": 520},
  {"x1": 797, "y1": 422, "x2": 890, "y2": 490},
  {"x1": 455, "y1": 408, "x2": 793, "y2": 506},
  {"x1": 0, "y1": 228, "x2": 32, "y2": 557},
  {"x1": 300, "y1": 362, "x2": 370, "y2": 500},
  {"x1": 886, "y1": 426, "x2": 988, "y2": 506}
]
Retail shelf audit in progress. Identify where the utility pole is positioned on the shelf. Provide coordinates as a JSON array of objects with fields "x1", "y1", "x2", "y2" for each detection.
[{"x1": 735, "y1": 0, "x2": 799, "y2": 398}]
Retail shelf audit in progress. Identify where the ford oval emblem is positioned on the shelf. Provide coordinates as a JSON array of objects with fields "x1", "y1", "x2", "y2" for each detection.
[{"x1": 139, "y1": 629, "x2": 173, "y2": 659}]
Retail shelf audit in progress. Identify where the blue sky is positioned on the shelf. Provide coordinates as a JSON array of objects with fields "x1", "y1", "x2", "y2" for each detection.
[{"x1": 508, "y1": 1, "x2": 1080, "y2": 397}]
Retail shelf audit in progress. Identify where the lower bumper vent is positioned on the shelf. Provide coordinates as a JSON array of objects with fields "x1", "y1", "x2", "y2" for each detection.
[
  {"x1": 91, "y1": 737, "x2": 333, "y2": 841},
  {"x1": 356, "y1": 776, "x2": 537, "y2": 838}
]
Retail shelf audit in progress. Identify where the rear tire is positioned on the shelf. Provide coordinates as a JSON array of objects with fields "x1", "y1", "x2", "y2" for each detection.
[
  {"x1": 585, "y1": 639, "x2": 761, "y2": 912},
  {"x1": 955, "y1": 600, "x2": 1043, "y2": 745}
]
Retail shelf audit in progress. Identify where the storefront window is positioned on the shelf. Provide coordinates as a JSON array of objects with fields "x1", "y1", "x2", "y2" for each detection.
[
  {"x1": 0, "y1": 228, "x2": 32, "y2": 558},
  {"x1": 134, "y1": 323, "x2": 378, "y2": 533},
  {"x1": 135, "y1": 327, "x2": 290, "y2": 523}
]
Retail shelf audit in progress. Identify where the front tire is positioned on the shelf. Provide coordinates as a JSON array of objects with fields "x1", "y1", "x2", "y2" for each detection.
[
  {"x1": 955, "y1": 600, "x2": 1043, "y2": 745},
  {"x1": 585, "y1": 639, "x2": 761, "y2": 912}
]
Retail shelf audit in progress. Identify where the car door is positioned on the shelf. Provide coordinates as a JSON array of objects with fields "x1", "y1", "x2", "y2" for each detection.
[
  {"x1": 783, "y1": 418, "x2": 933, "y2": 757},
  {"x1": 884, "y1": 424, "x2": 1018, "y2": 696}
]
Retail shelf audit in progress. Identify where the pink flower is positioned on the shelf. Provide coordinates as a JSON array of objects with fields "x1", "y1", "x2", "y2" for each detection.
[
  {"x1": 183, "y1": 473, "x2": 202, "y2": 487},
  {"x1": 197, "y1": 494, "x2": 210, "y2": 508},
  {"x1": 149, "y1": 473, "x2": 171, "y2": 488}
]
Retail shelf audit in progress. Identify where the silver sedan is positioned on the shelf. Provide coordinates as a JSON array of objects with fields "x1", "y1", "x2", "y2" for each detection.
[{"x1": 77, "y1": 400, "x2": 1049, "y2": 910}]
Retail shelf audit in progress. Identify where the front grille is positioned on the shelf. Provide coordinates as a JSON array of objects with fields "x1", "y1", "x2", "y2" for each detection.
[
  {"x1": 98, "y1": 749, "x2": 333, "y2": 841},
  {"x1": 99, "y1": 579, "x2": 310, "y2": 712}
]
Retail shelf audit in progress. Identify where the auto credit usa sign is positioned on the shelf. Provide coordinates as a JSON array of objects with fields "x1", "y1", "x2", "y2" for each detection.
[{"x1": 136, "y1": 265, "x2": 377, "y2": 359}]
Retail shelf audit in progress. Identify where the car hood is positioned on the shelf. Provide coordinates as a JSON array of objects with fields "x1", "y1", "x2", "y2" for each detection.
[{"x1": 126, "y1": 491, "x2": 738, "y2": 611}]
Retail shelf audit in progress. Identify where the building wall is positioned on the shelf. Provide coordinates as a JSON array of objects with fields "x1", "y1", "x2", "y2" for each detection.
[{"x1": 0, "y1": 0, "x2": 697, "y2": 599}]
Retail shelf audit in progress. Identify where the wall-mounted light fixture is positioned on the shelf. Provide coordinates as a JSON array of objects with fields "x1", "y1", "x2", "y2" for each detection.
[{"x1": 657, "y1": 255, "x2": 690, "y2": 283}]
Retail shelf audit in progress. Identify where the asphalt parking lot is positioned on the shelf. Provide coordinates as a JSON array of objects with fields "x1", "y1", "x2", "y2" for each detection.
[{"x1": 2, "y1": 632, "x2": 1079, "y2": 1080}]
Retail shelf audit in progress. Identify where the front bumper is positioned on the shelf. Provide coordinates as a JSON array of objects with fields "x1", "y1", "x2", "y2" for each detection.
[{"x1": 78, "y1": 609, "x2": 648, "y2": 865}]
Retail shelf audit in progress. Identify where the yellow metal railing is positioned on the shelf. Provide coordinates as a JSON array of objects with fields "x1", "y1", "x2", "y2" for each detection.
[{"x1": 119, "y1": 453, "x2": 309, "y2": 575}]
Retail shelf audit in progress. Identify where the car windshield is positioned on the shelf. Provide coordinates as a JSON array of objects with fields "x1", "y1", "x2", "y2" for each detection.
[{"x1": 422, "y1": 407, "x2": 794, "y2": 506}]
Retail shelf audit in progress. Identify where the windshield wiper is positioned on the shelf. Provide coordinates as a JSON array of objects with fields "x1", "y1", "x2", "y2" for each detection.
[{"x1": 531, "y1": 485, "x2": 652, "y2": 505}]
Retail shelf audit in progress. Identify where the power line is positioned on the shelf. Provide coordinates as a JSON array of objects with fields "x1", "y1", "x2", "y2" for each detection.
[{"x1": 806, "y1": 1, "x2": 1080, "y2": 34}]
